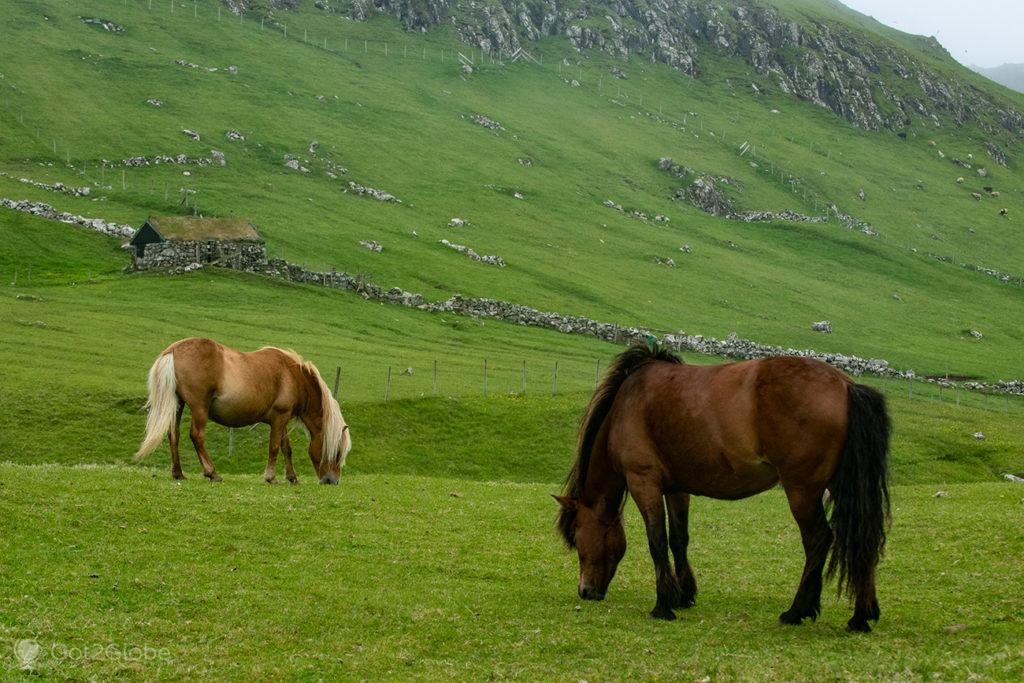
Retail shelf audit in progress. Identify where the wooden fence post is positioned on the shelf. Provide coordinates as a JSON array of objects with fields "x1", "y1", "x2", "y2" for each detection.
[
  {"x1": 552, "y1": 361, "x2": 559, "y2": 395},
  {"x1": 385, "y1": 366, "x2": 392, "y2": 402},
  {"x1": 483, "y1": 358, "x2": 488, "y2": 397},
  {"x1": 333, "y1": 366, "x2": 341, "y2": 398}
]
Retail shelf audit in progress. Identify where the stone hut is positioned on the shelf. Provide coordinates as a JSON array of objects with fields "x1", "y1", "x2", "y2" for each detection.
[{"x1": 129, "y1": 216, "x2": 266, "y2": 271}]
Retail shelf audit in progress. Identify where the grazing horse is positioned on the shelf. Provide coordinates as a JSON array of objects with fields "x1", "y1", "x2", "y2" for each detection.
[
  {"x1": 555, "y1": 343, "x2": 891, "y2": 632},
  {"x1": 135, "y1": 338, "x2": 351, "y2": 484}
]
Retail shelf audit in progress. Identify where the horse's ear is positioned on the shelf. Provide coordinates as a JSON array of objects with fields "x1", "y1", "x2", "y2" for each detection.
[{"x1": 552, "y1": 494, "x2": 578, "y2": 511}]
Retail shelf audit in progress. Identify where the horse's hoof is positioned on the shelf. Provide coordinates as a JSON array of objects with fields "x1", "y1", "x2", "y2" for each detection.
[
  {"x1": 677, "y1": 594, "x2": 696, "y2": 609},
  {"x1": 207, "y1": 473, "x2": 223, "y2": 482},
  {"x1": 846, "y1": 619, "x2": 872, "y2": 633},
  {"x1": 778, "y1": 610, "x2": 804, "y2": 626},
  {"x1": 650, "y1": 606, "x2": 677, "y2": 621},
  {"x1": 171, "y1": 472, "x2": 186, "y2": 481},
  {"x1": 288, "y1": 478, "x2": 299, "y2": 485},
  {"x1": 265, "y1": 478, "x2": 278, "y2": 485}
]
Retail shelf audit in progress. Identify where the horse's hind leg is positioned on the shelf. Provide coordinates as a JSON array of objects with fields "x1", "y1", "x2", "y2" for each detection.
[
  {"x1": 169, "y1": 400, "x2": 185, "y2": 480},
  {"x1": 282, "y1": 432, "x2": 299, "y2": 484},
  {"x1": 629, "y1": 477, "x2": 682, "y2": 620},
  {"x1": 666, "y1": 492, "x2": 697, "y2": 608},
  {"x1": 779, "y1": 485, "x2": 831, "y2": 625},
  {"x1": 188, "y1": 408, "x2": 222, "y2": 482}
]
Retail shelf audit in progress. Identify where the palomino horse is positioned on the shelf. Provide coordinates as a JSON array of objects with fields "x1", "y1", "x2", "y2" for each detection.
[
  {"x1": 135, "y1": 338, "x2": 351, "y2": 484},
  {"x1": 555, "y1": 343, "x2": 891, "y2": 632}
]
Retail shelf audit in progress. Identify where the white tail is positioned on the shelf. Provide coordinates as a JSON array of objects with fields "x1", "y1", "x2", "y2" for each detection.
[{"x1": 134, "y1": 352, "x2": 178, "y2": 460}]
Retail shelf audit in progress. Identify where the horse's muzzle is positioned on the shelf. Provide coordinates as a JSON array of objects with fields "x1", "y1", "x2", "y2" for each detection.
[
  {"x1": 579, "y1": 586, "x2": 606, "y2": 601},
  {"x1": 319, "y1": 475, "x2": 339, "y2": 485}
]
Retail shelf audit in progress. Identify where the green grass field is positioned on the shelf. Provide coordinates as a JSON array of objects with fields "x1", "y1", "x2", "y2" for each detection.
[
  {"x1": 2, "y1": 466, "x2": 1022, "y2": 680},
  {"x1": 2, "y1": 0, "x2": 1024, "y2": 679}
]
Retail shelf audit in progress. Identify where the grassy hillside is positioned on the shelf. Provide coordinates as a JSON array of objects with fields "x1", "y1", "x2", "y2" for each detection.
[
  {"x1": 1, "y1": 465, "x2": 1022, "y2": 680},
  {"x1": 0, "y1": 0, "x2": 1022, "y2": 381},
  {"x1": 3, "y1": 209, "x2": 1022, "y2": 486}
]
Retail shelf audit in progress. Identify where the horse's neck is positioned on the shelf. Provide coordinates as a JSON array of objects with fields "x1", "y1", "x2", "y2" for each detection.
[
  {"x1": 294, "y1": 366, "x2": 323, "y2": 421},
  {"x1": 581, "y1": 446, "x2": 626, "y2": 519}
]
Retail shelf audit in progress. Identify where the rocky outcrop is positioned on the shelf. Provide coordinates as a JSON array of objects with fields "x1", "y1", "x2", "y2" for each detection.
[{"x1": 334, "y1": 0, "x2": 1023, "y2": 137}]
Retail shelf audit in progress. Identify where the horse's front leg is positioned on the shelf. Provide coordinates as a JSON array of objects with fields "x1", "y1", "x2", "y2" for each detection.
[
  {"x1": 264, "y1": 417, "x2": 287, "y2": 484},
  {"x1": 666, "y1": 491, "x2": 697, "y2": 608},
  {"x1": 629, "y1": 477, "x2": 682, "y2": 620},
  {"x1": 282, "y1": 432, "x2": 299, "y2": 484}
]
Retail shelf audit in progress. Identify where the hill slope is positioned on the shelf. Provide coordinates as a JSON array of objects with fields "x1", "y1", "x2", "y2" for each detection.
[{"x1": 0, "y1": 0, "x2": 1022, "y2": 382}]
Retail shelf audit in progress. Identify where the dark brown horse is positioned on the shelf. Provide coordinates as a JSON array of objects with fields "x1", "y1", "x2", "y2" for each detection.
[
  {"x1": 555, "y1": 343, "x2": 890, "y2": 632},
  {"x1": 135, "y1": 338, "x2": 351, "y2": 484}
]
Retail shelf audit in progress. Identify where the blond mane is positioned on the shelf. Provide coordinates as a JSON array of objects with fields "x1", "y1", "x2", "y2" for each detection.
[{"x1": 262, "y1": 346, "x2": 349, "y2": 466}]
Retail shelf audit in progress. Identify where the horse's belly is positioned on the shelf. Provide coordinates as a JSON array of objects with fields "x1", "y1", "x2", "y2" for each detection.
[
  {"x1": 209, "y1": 395, "x2": 270, "y2": 427},
  {"x1": 669, "y1": 455, "x2": 779, "y2": 500}
]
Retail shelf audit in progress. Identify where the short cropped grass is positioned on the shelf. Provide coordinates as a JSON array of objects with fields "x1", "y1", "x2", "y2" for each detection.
[{"x1": 1, "y1": 464, "x2": 1021, "y2": 680}]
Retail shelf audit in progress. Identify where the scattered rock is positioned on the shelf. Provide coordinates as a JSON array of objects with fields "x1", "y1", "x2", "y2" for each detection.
[
  {"x1": 182, "y1": 129, "x2": 200, "y2": 142},
  {"x1": 1003, "y1": 473, "x2": 1024, "y2": 483},
  {"x1": 977, "y1": 167, "x2": 988, "y2": 177},
  {"x1": 610, "y1": 66, "x2": 628, "y2": 80},
  {"x1": 470, "y1": 114, "x2": 504, "y2": 131},
  {"x1": 968, "y1": 329, "x2": 983, "y2": 339},
  {"x1": 439, "y1": 239, "x2": 505, "y2": 266},
  {"x1": 146, "y1": 98, "x2": 162, "y2": 107},
  {"x1": 225, "y1": 130, "x2": 245, "y2": 142},
  {"x1": 81, "y1": 17, "x2": 124, "y2": 32},
  {"x1": 308, "y1": 140, "x2": 319, "y2": 155},
  {"x1": 18, "y1": 177, "x2": 90, "y2": 197},
  {"x1": 347, "y1": 181, "x2": 400, "y2": 203},
  {"x1": 679, "y1": 245, "x2": 692, "y2": 253},
  {"x1": 657, "y1": 157, "x2": 693, "y2": 178},
  {"x1": 933, "y1": 491, "x2": 948, "y2": 498},
  {"x1": 359, "y1": 240, "x2": 383, "y2": 252},
  {"x1": 654, "y1": 256, "x2": 676, "y2": 267},
  {"x1": 857, "y1": 189, "x2": 866, "y2": 201},
  {"x1": 972, "y1": 432, "x2": 985, "y2": 440},
  {"x1": 812, "y1": 321, "x2": 833, "y2": 334},
  {"x1": 0, "y1": 198, "x2": 133, "y2": 237},
  {"x1": 210, "y1": 150, "x2": 226, "y2": 166},
  {"x1": 517, "y1": 157, "x2": 533, "y2": 167},
  {"x1": 448, "y1": 217, "x2": 468, "y2": 227}
]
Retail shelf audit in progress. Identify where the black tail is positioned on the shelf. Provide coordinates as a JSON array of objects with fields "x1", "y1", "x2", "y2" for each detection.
[
  {"x1": 827, "y1": 382, "x2": 891, "y2": 628},
  {"x1": 556, "y1": 341, "x2": 681, "y2": 547}
]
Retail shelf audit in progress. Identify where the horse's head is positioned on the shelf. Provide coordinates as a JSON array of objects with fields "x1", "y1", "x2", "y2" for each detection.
[
  {"x1": 298, "y1": 362, "x2": 351, "y2": 485},
  {"x1": 554, "y1": 496, "x2": 626, "y2": 601},
  {"x1": 314, "y1": 424, "x2": 350, "y2": 485}
]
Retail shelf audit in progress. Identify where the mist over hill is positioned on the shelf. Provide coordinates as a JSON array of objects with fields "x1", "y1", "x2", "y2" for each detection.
[{"x1": 972, "y1": 63, "x2": 1024, "y2": 94}]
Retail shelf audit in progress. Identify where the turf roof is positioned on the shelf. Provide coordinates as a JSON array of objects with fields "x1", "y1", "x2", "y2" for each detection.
[{"x1": 147, "y1": 216, "x2": 261, "y2": 241}]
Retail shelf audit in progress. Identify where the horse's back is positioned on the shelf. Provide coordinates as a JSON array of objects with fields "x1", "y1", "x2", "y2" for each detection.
[
  {"x1": 167, "y1": 338, "x2": 298, "y2": 425},
  {"x1": 609, "y1": 356, "x2": 849, "y2": 498}
]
